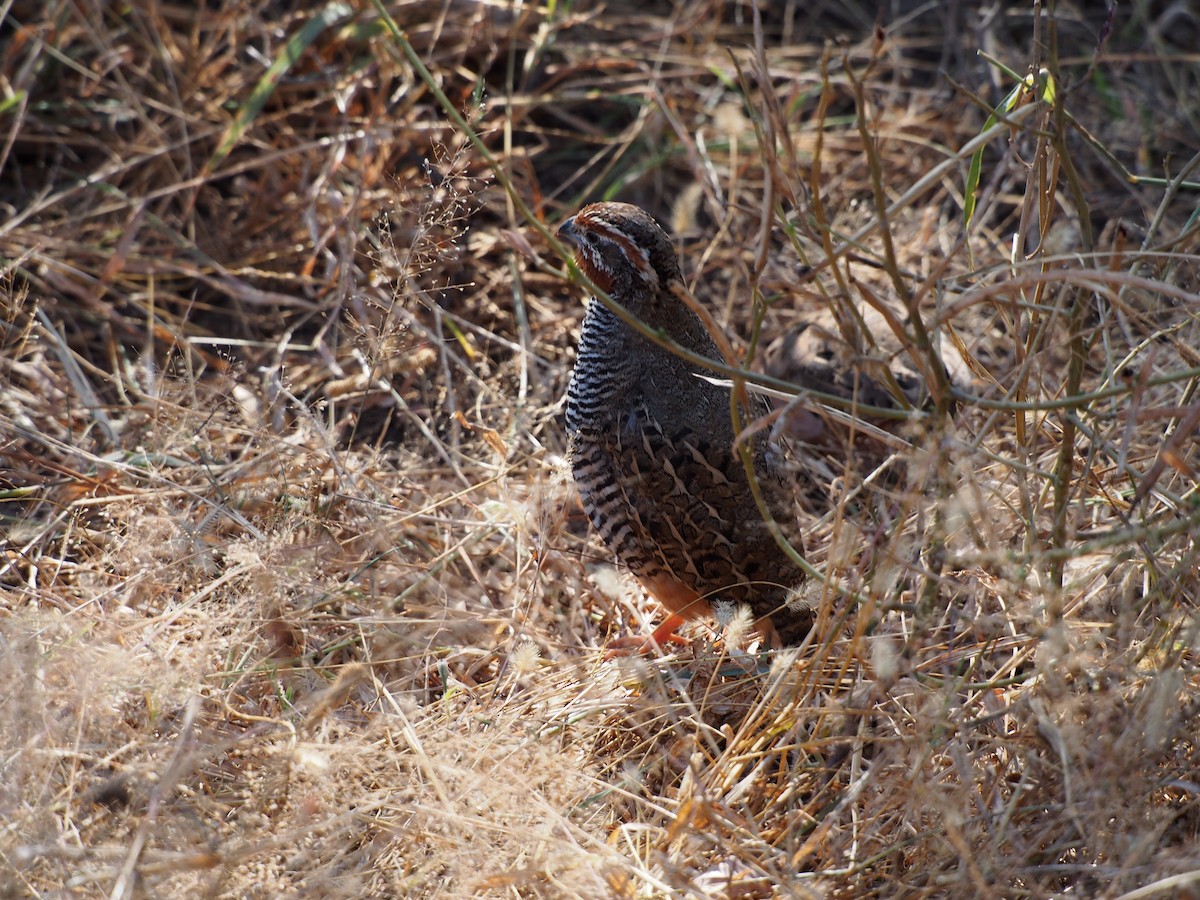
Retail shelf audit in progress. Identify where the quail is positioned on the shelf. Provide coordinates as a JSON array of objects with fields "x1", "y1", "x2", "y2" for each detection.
[{"x1": 559, "y1": 201, "x2": 810, "y2": 652}]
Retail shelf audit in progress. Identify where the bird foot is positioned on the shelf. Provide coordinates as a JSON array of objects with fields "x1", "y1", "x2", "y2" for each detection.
[{"x1": 603, "y1": 615, "x2": 689, "y2": 659}]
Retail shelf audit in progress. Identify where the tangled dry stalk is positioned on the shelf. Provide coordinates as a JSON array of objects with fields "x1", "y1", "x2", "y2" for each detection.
[{"x1": 2, "y1": 1, "x2": 1199, "y2": 896}]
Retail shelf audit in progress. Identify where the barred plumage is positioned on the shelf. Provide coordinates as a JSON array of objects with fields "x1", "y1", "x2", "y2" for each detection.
[{"x1": 560, "y1": 202, "x2": 811, "y2": 652}]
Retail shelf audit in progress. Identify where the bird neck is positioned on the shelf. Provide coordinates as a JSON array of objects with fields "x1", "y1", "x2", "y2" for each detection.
[{"x1": 586, "y1": 287, "x2": 721, "y2": 360}]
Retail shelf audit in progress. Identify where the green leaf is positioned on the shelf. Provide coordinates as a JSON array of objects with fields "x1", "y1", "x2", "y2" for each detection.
[
  {"x1": 208, "y1": 2, "x2": 355, "y2": 171},
  {"x1": 964, "y1": 64, "x2": 1055, "y2": 233}
]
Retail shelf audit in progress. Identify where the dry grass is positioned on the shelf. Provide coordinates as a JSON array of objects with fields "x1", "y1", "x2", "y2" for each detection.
[{"x1": 3, "y1": 0, "x2": 1200, "y2": 896}]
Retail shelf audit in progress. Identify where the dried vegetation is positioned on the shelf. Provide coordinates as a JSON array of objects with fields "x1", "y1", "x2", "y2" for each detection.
[{"x1": 2, "y1": 0, "x2": 1199, "y2": 896}]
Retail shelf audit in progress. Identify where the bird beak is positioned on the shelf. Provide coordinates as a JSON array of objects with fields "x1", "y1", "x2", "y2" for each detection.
[{"x1": 557, "y1": 216, "x2": 579, "y2": 250}]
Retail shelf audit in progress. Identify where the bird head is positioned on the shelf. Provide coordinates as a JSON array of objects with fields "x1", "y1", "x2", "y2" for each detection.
[{"x1": 557, "y1": 202, "x2": 682, "y2": 305}]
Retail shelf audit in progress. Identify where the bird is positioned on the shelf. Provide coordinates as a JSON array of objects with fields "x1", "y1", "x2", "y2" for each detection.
[{"x1": 559, "y1": 201, "x2": 811, "y2": 653}]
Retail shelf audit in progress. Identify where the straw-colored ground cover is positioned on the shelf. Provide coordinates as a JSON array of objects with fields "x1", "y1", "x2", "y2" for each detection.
[{"x1": 2, "y1": 1, "x2": 1199, "y2": 896}]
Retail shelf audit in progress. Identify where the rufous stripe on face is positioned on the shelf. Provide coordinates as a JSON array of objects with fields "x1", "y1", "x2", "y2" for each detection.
[{"x1": 574, "y1": 252, "x2": 612, "y2": 292}]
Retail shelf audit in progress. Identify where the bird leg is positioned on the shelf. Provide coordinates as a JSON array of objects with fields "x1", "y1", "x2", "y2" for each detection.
[{"x1": 602, "y1": 575, "x2": 713, "y2": 658}]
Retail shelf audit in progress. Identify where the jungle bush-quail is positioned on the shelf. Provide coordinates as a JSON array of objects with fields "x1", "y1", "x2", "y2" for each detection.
[{"x1": 559, "y1": 202, "x2": 811, "y2": 652}]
